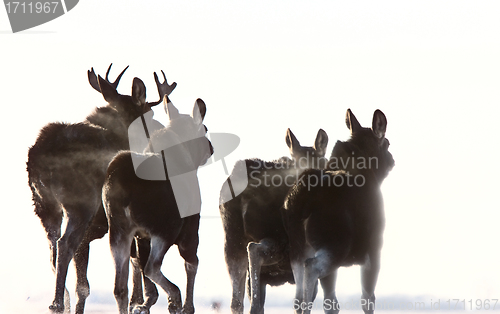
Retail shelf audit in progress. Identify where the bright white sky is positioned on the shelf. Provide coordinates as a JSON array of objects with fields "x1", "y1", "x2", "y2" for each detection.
[{"x1": 1, "y1": 0, "x2": 500, "y2": 312}]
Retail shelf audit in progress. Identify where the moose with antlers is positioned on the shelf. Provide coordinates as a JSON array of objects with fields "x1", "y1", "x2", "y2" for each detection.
[{"x1": 27, "y1": 64, "x2": 176, "y2": 313}]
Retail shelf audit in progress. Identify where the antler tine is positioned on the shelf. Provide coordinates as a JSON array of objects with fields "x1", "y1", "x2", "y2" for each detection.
[
  {"x1": 106, "y1": 63, "x2": 130, "y2": 89},
  {"x1": 88, "y1": 64, "x2": 129, "y2": 93},
  {"x1": 148, "y1": 70, "x2": 177, "y2": 107},
  {"x1": 87, "y1": 67, "x2": 101, "y2": 92},
  {"x1": 104, "y1": 64, "x2": 113, "y2": 82}
]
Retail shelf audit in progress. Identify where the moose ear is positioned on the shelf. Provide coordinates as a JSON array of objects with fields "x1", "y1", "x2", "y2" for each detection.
[
  {"x1": 97, "y1": 75, "x2": 119, "y2": 103},
  {"x1": 313, "y1": 129, "x2": 328, "y2": 157},
  {"x1": 286, "y1": 128, "x2": 300, "y2": 152},
  {"x1": 345, "y1": 109, "x2": 362, "y2": 134},
  {"x1": 372, "y1": 109, "x2": 387, "y2": 139},
  {"x1": 163, "y1": 95, "x2": 180, "y2": 120},
  {"x1": 132, "y1": 77, "x2": 146, "y2": 107},
  {"x1": 192, "y1": 98, "x2": 206, "y2": 124}
]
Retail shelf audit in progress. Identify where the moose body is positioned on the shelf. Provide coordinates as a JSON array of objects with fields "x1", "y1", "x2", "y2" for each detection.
[
  {"x1": 283, "y1": 109, "x2": 394, "y2": 314},
  {"x1": 103, "y1": 98, "x2": 213, "y2": 314},
  {"x1": 27, "y1": 65, "x2": 175, "y2": 313},
  {"x1": 220, "y1": 129, "x2": 328, "y2": 314}
]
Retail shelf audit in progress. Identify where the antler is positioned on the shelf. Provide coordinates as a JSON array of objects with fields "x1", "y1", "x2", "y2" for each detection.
[
  {"x1": 147, "y1": 70, "x2": 177, "y2": 107},
  {"x1": 87, "y1": 63, "x2": 129, "y2": 93}
]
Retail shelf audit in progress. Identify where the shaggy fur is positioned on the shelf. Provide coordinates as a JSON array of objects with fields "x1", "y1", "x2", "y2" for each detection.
[
  {"x1": 220, "y1": 129, "x2": 328, "y2": 314},
  {"x1": 103, "y1": 98, "x2": 213, "y2": 314},
  {"x1": 27, "y1": 65, "x2": 173, "y2": 313},
  {"x1": 283, "y1": 109, "x2": 394, "y2": 314}
]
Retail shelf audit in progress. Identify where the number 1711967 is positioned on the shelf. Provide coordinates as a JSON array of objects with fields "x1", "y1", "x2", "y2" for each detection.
[
  {"x1": 5, "y1": 2, "x2": 59, "y2": 14},
  {"x1": 446, "y1": 299, "x2": 498, "y2": 310}
]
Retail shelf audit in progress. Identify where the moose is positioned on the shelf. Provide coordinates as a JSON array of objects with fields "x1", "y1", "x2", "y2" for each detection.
[
  {"x1": 219, "y1": 129, "x2": 328, "y2": 314},
  {"x1": 283, "y1": 109, "x2": 394, "y2": 314},
  {"x1": 27, "y1": 64, "x2": 176, "y2": 313},
  {"x1": 103, "y1": 96, "x2": 213, "y2": 314}
]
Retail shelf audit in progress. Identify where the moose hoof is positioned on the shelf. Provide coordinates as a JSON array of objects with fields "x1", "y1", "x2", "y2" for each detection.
[
  {"x1": 167, "y1": 296, "x2": 182, "y2": 314},
  {"x1": 130, "y1": 305, "x2": 150, "y2": 314},
  {"x1": 168, "y1": 303, "x2": 182, "y2": 314},
  {"x1": 181, "y1": 304, "x2": 195, "y2": 314},
  {"x1": 49, "y1": 303, "x2": 65, "y2": 313}
]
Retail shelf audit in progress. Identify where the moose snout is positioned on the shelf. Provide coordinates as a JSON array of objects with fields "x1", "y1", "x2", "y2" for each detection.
[
  {"x1": 387, "y1": 151, "x2": 395, "y2": 170},
  {"x1": 200, "y1": 139, "x2": 214, "y2": 166},
  {"x1": 209, "y1": 140, "x2": 214, "y2": 156}
]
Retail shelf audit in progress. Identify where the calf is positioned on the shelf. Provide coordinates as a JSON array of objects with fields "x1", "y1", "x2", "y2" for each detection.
[
  {"x1": 27, "y1": 65, "x2": 175, "y2": 313},
  {"x1": 283, "y1": 109, "x2": 394, "y2": 314},
  {"x1": 220, "y1": 129, "x2": 328, "y2": 314},
  {"x1": 103, "y1": 96, "x2": 213, "y2": 314}
]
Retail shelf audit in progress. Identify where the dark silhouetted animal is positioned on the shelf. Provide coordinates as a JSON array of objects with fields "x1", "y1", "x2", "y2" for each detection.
[
  {"x1": 27, "y1": 64, "x2": 175, "y2": 313},
  {"x1": 220, "y1": 129, "x2": 328, "y2": 314},
  {"x1": 103, "y1": 97, "x2": 213, "y2": 314},
  {"x1": 283, "y1": 109, "x2": 394, "y2": 314}
]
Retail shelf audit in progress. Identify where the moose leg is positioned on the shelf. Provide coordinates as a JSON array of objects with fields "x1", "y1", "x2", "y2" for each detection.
[
  {"x1": 144, "y1": 236, "x2": 182, "y2": 314},
  {"x1": 47, "y1": 223, "x2": 71, "y2": 313},
  {"x1": 129, "y1": 241, "x2": 145, "y2": 308},
  {"x1": 73, "y1": 204, "x2": 108, "y2": 314},
  {"x1": 50, "y1": 208, "x2": 93, "y2": 313},
  {"x1": 291, "y1": 258, "x2": 305, "y2": 314},
  {"x1": 225, "y1": 241, "x2": 248, "y2": 314},
  {"x1": 303, "y1": 250, "x2": 338, "y2": 314},
  {"x1": 247, "y1": 239, "x2": 284, "y2": 314},
  {"x1": 259, "y1": 280, "x2": 267, "y2": 309},
  {"x1": 284, "y1": 215, "x2": 309, "y2": 314},
  {"x1": 36, "y1": 198, "x2": 71, "y2": 312},
  {"x1": 130, "y1": 237, "x2": 159, "y2": 314},
  {"x1": 109, "y1": 226, "x2": 135, "y2": 314},
  {"x1": 73, "y1": 241, "x2": 91, "y2": 314},
  {"x1": 139, "y1": 238, "x2": 160, "y2": 310},
  {"x1": 44, "y1": 218, "x2": 61, "y2": 278},
  {"x1": 50, "y1": 242, "x2": 72, "y2": 313},
  {"x1": 360, "y1": 251, "x2": 380, "y2": 314},
  {"x1": 320, "y1": 270, "x2": 339, "y2": 314},
  {"x1": 178, "y1": 242, "x2": 199, "y2": 314}
]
